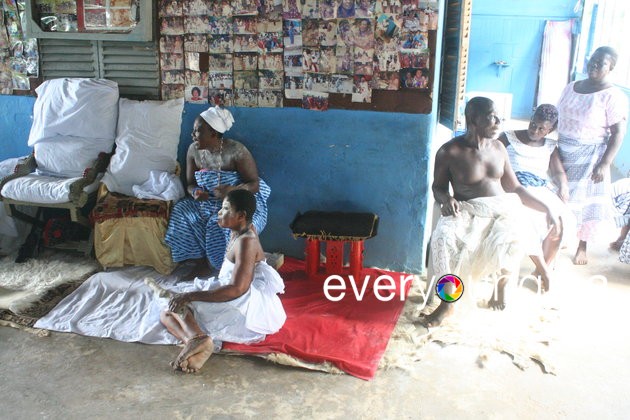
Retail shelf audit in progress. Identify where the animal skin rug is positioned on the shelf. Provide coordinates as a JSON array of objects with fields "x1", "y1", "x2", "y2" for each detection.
[
  {"x1": 0, "y1": 251, "x2": 100, "y2": 324},
  {"x1": 380, "y1": 276, "x2": 560, "y2": 375}
]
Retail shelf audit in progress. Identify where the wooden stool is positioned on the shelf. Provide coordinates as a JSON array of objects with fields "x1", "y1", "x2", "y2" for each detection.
[{"x1": 291, "y1": 211, "x2": 379, "y2": 279}]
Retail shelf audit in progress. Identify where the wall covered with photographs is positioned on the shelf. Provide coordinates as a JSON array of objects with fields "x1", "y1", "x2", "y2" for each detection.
[
  {"x1": 159, "y1": 0, "x2": 439, "y2": 113},
  {"x1": 0, "y1": 0, "x2": 38, "y2": 94}
]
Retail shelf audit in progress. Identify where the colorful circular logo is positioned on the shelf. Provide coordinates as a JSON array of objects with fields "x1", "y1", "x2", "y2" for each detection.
[{"x1": 436, "y1": 274, "x2": 464, "y2": 302}]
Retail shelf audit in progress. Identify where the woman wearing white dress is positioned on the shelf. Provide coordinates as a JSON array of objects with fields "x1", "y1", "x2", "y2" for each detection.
[
  {"x1": 499, "y1": 104, "x2": 575, "y2": 291},
  {"x1": 161, "y1": 189, "x2": 286, "y2": 373}
]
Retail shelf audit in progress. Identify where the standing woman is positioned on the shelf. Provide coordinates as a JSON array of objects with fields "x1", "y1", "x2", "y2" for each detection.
[{"x1": 557, "y1": 46, "x2": 628, "y2": 264}]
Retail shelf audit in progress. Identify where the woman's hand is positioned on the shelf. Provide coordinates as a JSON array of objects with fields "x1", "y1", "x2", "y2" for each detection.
[
  {"x1": 192, "y1": 187, "x2": 209, "y2": 201},
  {"x1": 169, "y1": 293, "x2": 191, "y2": 313},
  {"x1": 546, "y1": 209, "x2": 561, "y2": 238},
  {"x1": 440, "y1": 197, "x2": 460, "y2": 217},
  {"x1": 213, "y1": 184, "x2": 232, "y2": 199},
  {"x1": 591, "y1": 162, "x2": 610, "y2": 183}
]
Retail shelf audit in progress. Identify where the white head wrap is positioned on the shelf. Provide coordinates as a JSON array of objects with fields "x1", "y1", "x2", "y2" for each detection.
[{"x1": 199, "y1": 106, "x2": 235, "y2": 133}]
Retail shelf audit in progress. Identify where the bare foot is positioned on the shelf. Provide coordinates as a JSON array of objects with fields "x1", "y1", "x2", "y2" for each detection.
[
  {"x1": 573, "y1": 245, "x2": 588, "y2": 265},
  {"x1": 533, "y1": 269, "x2": 552, "y2": 293},
  {"x1": 610, "y1": 240, "x2": 623, "y2": 252},
  {"x1": 418, "y1": 302, "x2": 454, "y2": 327},
  {"x1": 173, "y1": 334, "x2": 206, "y2": 366},
  {"x1": 173, "y1": 335, "x2": 214, "y2": 373},
  {"x1": 572, "y1": 241, "x2": 588, "y2": 265},
  {"x1": 539, "y1": 272, "x2": 551, "y2": 293},
  {"x1": 488, "y1": 277, "x2": 507, "y2": 310}
]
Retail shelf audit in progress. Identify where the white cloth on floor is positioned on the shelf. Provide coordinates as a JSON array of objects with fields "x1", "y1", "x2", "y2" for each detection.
[{"x1": 35, "y1": 259, "x2": 286, "y2": 348}]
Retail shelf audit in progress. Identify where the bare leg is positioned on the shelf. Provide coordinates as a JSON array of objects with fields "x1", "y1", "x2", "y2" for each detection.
[
  {"x1": 418, "y1": 301, "x2": 455, "y2": 327},
  {"x1": 529, "y1": 255, "x2": 552, "y2": 293},
  {"x1": 488, "y1": 272, "x2": 510, "y2": 310},
  {"x1": 573, "y1": 240, "x2": 588, "y2": 265},
  {"x1": 160, "y1": 310, "x2": 213, "y2": 373},
  {"x1": 610, "y1": 225, "x2": 630, "y2": 251},
  {"x1": 542, "y1": 217, "x2": 563, "y2": 267}
]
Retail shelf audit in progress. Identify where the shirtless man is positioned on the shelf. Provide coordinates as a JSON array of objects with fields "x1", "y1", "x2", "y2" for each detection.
[{"x1": 422, "y1": 97, "x2": 559, "y2": 326}]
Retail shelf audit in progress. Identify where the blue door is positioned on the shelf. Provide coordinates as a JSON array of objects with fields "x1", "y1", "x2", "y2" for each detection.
[{"x1": 466, "y1": 1, "x2": 579, "y2": 119}]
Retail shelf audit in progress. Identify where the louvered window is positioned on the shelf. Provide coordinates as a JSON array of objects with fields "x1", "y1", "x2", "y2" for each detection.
[{"x1": 39, "y1": 39, "x2": 159, "y2": 100}]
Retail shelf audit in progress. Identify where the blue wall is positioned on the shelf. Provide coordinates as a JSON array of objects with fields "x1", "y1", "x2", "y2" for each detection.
[
  {"x1": 0, "y1": 94, "x2": 432, "y2": 273},
  {"x1": 467, "y1": 0, "x2": 579, "y2": 118},
  {"x1": 180, "y1": 104, "x2": 432, "y2": 273},
  {"x1": 0, "y1": 95, "x2": 36, "y2": 158}
]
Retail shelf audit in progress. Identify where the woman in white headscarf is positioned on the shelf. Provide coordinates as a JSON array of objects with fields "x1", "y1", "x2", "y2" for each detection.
[{"x1": 165, "y1": 106, "x2": 271, "y2": 277}]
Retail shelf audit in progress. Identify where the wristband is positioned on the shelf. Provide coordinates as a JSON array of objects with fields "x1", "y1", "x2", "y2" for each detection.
[{"x1": 192, "y1": 187, "x2": 203, "y2": 197}]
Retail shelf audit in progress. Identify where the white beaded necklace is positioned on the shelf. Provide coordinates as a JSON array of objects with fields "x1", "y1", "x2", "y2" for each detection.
[{"x1": 199, "y1": 138, "x2": 224, "y2": 186}]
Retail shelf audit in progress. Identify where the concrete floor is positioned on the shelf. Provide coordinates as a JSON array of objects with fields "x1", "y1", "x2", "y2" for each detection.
[{"x1": 1, "y1": 237, "x2": 630, "y2": 419}]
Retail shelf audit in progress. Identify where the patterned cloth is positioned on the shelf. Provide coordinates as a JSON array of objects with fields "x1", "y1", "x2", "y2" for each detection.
[
  {"x1": 505, "y1": 130, "x2": 557, "y2": 180},
  {"x1": 91, "y1": 190, "x2": 170, "y2": 223},
  {"x1": 515, "y1": 171, "x2": 547, "y2": 187},
  {"x1": 620, "y1": 233, "x2": 630, "y2": 264},
  {"x1": 429, "y1": 194, "x2": 537, "y2": 284},
  {"x1": 557, "y1": 136, "x2": 611, "y2": 241},
  {"x1": 557, "y1": 81, "x2": 628, "y2": 143},
  {"x1": 613, "y1": 178, "x2": 630, "y2": 265},
  {"x1": 611, "y1": 178, "x2": 630, "y2": 228},
  {"x1": 165, "y1": 170, "x2": 270, "y2": 268},
  {"x1": 557, "y1": 82, "x2": 629, "y2": 242}
]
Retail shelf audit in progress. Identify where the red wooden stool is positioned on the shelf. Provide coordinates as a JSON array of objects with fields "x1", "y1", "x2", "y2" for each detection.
[{"x1": 291, "y1": 211, "x2": 379, "y2": 279}]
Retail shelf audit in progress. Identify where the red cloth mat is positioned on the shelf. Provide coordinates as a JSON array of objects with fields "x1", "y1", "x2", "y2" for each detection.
[{"x1": 222, "y1": 257, "x2": 413, "y2": 380}]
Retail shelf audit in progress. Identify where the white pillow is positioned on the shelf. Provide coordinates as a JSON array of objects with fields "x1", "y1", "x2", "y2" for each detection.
[
  {"x1": 34, "y1": 135, "x2": 114, "y2": 178},
  {"x1": 102, "y1": 97, "x2": 184, "y2": 196},
  {"x1": 28, "y1": 78, "x2": 119, "y2": 178}
]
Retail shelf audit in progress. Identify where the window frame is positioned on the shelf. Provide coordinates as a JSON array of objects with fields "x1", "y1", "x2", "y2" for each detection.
[{"x1": 23, "y1": 0, "x2": 155, "y2": 42}]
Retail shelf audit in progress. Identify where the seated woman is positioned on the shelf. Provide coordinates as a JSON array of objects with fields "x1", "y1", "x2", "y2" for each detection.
[
  {"x1": 165, "y1": 106, "x2": 271, "y2": 276},
  {"x1": 499, "y1": 104, "x2": 575, "y2": 290},
  {"x1": 160, "y1": 189, "x2": 286, "y2": 373}
]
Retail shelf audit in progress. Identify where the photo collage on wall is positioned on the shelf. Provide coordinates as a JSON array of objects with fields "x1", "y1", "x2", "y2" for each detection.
[
  {"x1": 1, "y1": 0, "x2": 39, "y2": 94},
  {"x1": 159, "y1": 0, "x2": 438, "y2": 110}
]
